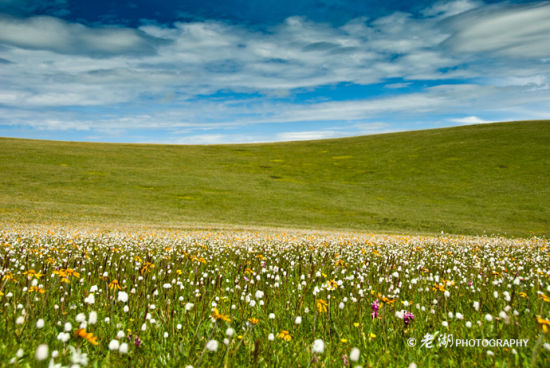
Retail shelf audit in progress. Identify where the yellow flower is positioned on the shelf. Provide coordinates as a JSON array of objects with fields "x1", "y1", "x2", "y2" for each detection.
[
  {"x1": 327, "y1": 279, "x2": 338, "y2": 291},
  {"x1": 29, "y1": 286, "x2": 46, "y2": 294},
  {"x1": 353, "y1": 322, "x2": 359, "y2": 327},
  {"x1": 370, "y1": 332, "x2": 376, "y2": 339},
  {"x1": 278, "y1": 330, "x2": 292, "y2": 341},
  {"x1": 539, "y1": 293, "x2": 550, "y2": 303},
  {"x1": 341, "y1": 338, "x2": 348, "y2": 343},
  {"x1": 248, "y1": 318, "x2": 259, "y2": 325},
  {"x1": 316, "y1": 299, "x2": 328, "y2": 313},
  {"x1": 335, "y1": 259, "x2": 345, "y2": 267},
  {"x1": 211, "y1": 308, "x2": 231, "y2": 322},
  {"x1": 108, "y1": 280, "x2": 122, "y2": 290},
  {"x1": 519, "y1": 292, "x2": 527, "y2": 298},
  {"x1": 23, "y1": 269, "x2": 43, "y2": 280}
]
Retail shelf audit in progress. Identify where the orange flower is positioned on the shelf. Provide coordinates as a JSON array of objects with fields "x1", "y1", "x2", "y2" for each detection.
[
  {"x1": 278, "y1": 330, "x2": 292, "y2": 341},
  {"x1": 248, "y1": 318, "x2": 259, "y2": 325},
  {"x1": 74, "y1": 329, "x2": 98, "y2": 345}
]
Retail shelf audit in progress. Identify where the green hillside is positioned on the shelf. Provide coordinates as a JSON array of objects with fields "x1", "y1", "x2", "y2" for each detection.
[{"x1": 1, "y1": 120, "x2": 549, "y2": 236}]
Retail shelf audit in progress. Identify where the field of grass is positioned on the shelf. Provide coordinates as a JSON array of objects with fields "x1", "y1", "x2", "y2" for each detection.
[
  {"x1": 1, "y1": 120, "x2": 549, "y2": 237},
  {"x1": 1, "y1": 226, "x2": 549, "y2": 367}
]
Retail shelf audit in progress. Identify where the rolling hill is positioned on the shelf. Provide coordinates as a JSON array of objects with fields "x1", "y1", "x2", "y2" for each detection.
[{"x1": 1, "y1": 120, "x2": 549, "y2": 237}]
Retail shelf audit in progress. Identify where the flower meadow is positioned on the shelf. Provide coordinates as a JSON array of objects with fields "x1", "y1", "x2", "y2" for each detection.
[{"x1": 1, "y1": 225, "x2": 549, "y2": 367}]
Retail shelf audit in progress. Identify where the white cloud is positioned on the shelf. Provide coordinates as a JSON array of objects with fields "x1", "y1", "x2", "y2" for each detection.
[
  {"x1": 449, "y1": 116, "x2": 491, "y2": 125},
  {"x1": 275, "y1": 130, "x2": 344, "y2": 141},
  {"x1": 0, "y1": 14, "x2": 161, "y2": 56},
  {"x1": 443, "y1": 2, "x2": 550, "y2": 58},
  {"x1": 423, "y1": 0, "x2": 483, "y2": 18}
]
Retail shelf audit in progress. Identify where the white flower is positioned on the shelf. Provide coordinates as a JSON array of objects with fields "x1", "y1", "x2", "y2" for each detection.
[
  {"x1": 295, "y1": 316, "x2": 302, "y2": 325},
  {"x1": 487, "y1": 350, "x2": 494, "y2": 356},
  {"x1": 141, "y1": 323, "x2": 147, "y2": 331},
  {"x1": 64, "y1": 322, "x2": 72, "y2": 332},
  {"x1": 268, "y1": 333, "x2": 275, "y2": 341},
  {"x1": 339, "y1": 302, "x2": 345, "y2": 310},
  {"x1": 226, "y1": 327, "x2": 235, "y2": 337},
  {"x1": 164, "y1": 332, "x2": 169, "y2": 338},
  {"x1": 442, "y1": 321, "x2": 448, "y2": 327},
  {"x1": 206, "y1": 340, "x2": 218, "y2": 352},
  {"x1": 350, "y1": 347, "x2": 360, "y2": 362},
  {"x1": 118, "y1": 291, "x2": 128, "y2": 303},
  {"x1": 473, "y1": 301, "x2": 480, "y2": 311},
  {"x1": 269, "y1": 313, "x2": 275, "y2": 319},
  {"x1": 485, "y1": 314, "x2": 493, "y2": 322},
  {"x1": 104, "y1": 317, "x2": 110, "y2": 323},
  {"x1": 249, "y1": 300, "x2": 256, "y2": 307},
  {"x1": 255, "y1": 290, "x2": 264, "y2": 299},
  {"x1": 123, "y1": 305, "x2": 129, "y2": 313},
  {"x1": 455, "y1": 312, "x2": 464, "y2": 320},
  {"x1": 543, "y1": 343, "x2": 550, "y2": 351},
  {"x1": 16, "y1": 349, "x2": 24, "y2": 358},
  {"x1": 84, "y1": 294, "x2": 95, "y2": 305},
  {"x1": 88, "y1": 311, "x2": 97, "y2": 325},
  {"x1": 109, "y1": 340, "x2": 120, "y2": 351},
  {"x1": 466, "y1": 321, "x2": 472, "y2": 328},
  {"x1": 312, "y1": 339, "x2": 325, "y2": 353},
  {"x1": 177, "y1": 324, "x2": 182, "y2": 330},
  {"x1": 117, "y1": 330, "x2": 125, "y2": 339},
  {"x1": 224, "y1": 338, "x2": 230, "y2": 345},
  {"x1": 395, "y1": 310, "x2": 405, "y2": 319},
  {"x1": 57, "y1": 332, "x2": 70, "y2": 343},
  {"x1": 76, "y1": 313, "x2": 86, "y2": 323},
  {"x1": 409, "y1": 363, "x2": 418, "y2": 368},
  {"x1": 51, "y1": 350, "x2": 58, "y2": 358},
  {"x1": 69, "y1": 346, "x2": 88, "y2": 366},
  {"x1": 444, "y1": 290, "x2": 450, "y2": 298},
  {"x1": 163, "y1": 283, "x2": 171, "y2": 289},
  {"x1": 36, "y1": 319, "x2": 45, "y2": 329},
  {"x1": 16, "y1": 316, "x2": 24, "y2": 325},
  {"x1": 119, "y1": 343, "x2": 129, "y2": 354},
  {"x1": 185, "y1": 303, "x2": 194, "y2": 311},
  {"x1": 35, "y1": 344, "x2": 48, "y2": 361},
  {"x1": 90, "y1": 285, "x2": 98, "y2": 293}
]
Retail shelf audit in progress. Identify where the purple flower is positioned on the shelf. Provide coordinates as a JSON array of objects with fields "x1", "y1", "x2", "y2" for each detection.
[
  {"x1": 371, "y1": 299, "x2": 380, "y2": 319},
  {"x1": 403, "y1": 311, "x2": 415, "y2": 325},
  {"x1": 467, "y1": 279, "x2": 473, "y2": 287},
  {"x1": 134, "y1": 336, "x2": 142, "y2": 347}
]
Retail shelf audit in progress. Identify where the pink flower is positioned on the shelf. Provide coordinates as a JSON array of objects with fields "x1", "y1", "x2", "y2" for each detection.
[{"x1": 371, "y1": 299, "x2": 380, "y2": 319}]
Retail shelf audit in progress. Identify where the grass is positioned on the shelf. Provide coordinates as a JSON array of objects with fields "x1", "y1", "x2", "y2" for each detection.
[{"x1": 1, "y1": 120, "x2": 549, "y2": 237}]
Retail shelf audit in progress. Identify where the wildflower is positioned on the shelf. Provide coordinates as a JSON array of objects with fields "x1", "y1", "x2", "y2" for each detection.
[
  {"x1": 118, "y1": 291, "x2": 128, "y2": 303},
  {"x1": 140, "y1": 262, "x2": 154, "y2": 274},
  {"x1": 88, "y1": 311, "x2": 97, "y2": 325},
  {"x1": 350, "y1": 347, "x2": 360, "y2": 362},
  {"x1": 371, "y1": 299, "x2": 380, "y2": 319},
  {"x1": 76, "y1": 313, "x2": 86, "y2": 323},
  {"x1": 108, "y1": 280, "x2": 121, "y2": 290},
  {"x1": 74, "y1": 329, "x2": 99, "y2": 345},
  {"x1": 35, "y1": 344, "x2": 48, "y2": 361},
  {"x1": 466, "y1": 321, "x2": 472, "y2": 328},
  {"x1": 57, "y1": 332, "x2": 70, "y2": 343},
  {"x1": 109, "y1": 340, "x2": 120, "y2": 351},
  {"x1": 485, "y1": 314, "x2": 493, "y2": 322},
  {"x1": 248, "y1": 318, "x2": 259, "y2": 325},
  {"x1": 255, "y1": 290, "x2": 264, "y2": 299},
  {"x1": 84, "y1": 294, "x2": 95, "y2": 305},
  {"x1": 403, "y1": 311, "x2": 415, "y2": 325},
  {"x1": 278, "y1": 330, "x2": 292, "y2": 341},
  {"x1": 69, "y1": 346, "x2": 88, "y2": 366},
  {"x1": 295, "y1": 316, "x2": 302, "y2": 325},
  {"x1": 269, "y1": 313, "x2": 275, "y2": 319},
  {"x1": 185, "y1": 303, "x2": 194, "y2": 311},
  {"x1": 312, "y1": 339, "x2": 325, "y2": 353},
  {"x1": 226, "y1": 327, "x2": 235, "y2": 337},
  {"x1": 211, "y1": 308, "x2": 231, "y2": 322},
  {"x1": 317, "y1": 299, "x2": 328, "y2": 313},
  {"x1": 16, "y1": 316, "x2": 24, "y2": 325},
  {"x1": 134, "y1": 336, "x2": 142, "y2": 347},
  {"x1": 119, "y1": 343, "x2": 129, "y2": 354},
  {"x1": 327, "y1": 279, "x2": 338, "y2": 290},
  {"x1": 268, "y1": 333, "x2": 275, "y2": 341},
  {"x1": 206, "y1": 340, "x2": 219, "y2": 352},
  {"x1": 36, "y1": 319, "x2": 44, "y2": 329}
]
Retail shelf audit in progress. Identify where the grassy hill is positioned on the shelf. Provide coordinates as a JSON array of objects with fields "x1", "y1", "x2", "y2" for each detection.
[{"x1": 1, "y1": 120, "x2": 549, "y2": 237}]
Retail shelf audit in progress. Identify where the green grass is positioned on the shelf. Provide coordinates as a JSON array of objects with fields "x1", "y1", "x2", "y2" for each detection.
[{"x1": 1, "y1": 120, "x2": 549, "y2": 237}]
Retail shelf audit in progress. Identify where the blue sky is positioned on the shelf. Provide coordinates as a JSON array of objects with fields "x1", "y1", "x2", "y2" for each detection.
[{"x1": 0, "y1": 0, "x2": 549, "y2": 143}]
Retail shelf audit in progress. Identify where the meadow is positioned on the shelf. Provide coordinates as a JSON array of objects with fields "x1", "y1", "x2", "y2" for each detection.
[
  {"x1": 1, "y1": 120, "x2": 549, "y2": 237},
  {"x1": 1, "y1": 225, "x2": 549, "y2": 367}
]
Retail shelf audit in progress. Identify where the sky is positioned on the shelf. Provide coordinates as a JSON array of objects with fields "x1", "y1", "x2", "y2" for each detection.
[{"x1": 0, "y1": 0, "x2": 549, "y2": 144}]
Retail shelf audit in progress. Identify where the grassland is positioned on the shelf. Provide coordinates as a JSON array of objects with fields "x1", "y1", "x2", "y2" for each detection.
[{"x1": 1, "y1": 120, "x2": 549, "y2": 237}]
